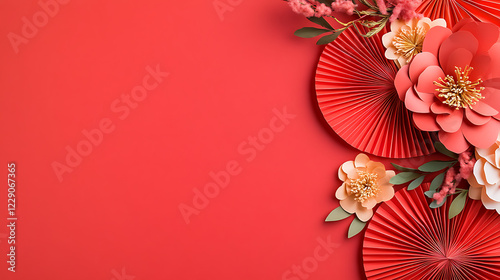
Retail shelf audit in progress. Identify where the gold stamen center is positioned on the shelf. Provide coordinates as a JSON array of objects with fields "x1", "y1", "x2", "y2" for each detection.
[
  {"x1": 393, "y1": 26, "x2": 426, "y2": 63},
  {"x1": 350, "y1": 171, "x2": 379, "y2": 203},
  {"x1": 434, "y1": 66, "x2": 485, "y2": 110}
]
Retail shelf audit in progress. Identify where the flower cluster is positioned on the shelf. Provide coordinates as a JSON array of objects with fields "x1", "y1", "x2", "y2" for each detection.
[
  {"x1": 287, "y1": 0, "x2": 333, "y2": 18},
  {"x1": 432, "y1": 151, "x2": 475, "y2": 204},
  {"x1": 382, "y1": 0, "x2": 423, "y2": 22}
]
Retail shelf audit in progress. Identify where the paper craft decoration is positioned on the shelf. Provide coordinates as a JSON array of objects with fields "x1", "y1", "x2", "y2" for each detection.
[
  {"x1": 315, "y1": 27, "x2": 436, "y2": 158},
  {"x1": 363, "y1": 184, "x2": 500, "y2": 279},
  {"x1": 417, "y1": 0, "x2": 500, "y2": 27}
]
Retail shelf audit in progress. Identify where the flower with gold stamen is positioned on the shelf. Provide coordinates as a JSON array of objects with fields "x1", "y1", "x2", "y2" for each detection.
[
  {"x1": 336, "y1": 154, "x2": 395, "y2": 222},
  {"x1": 382, "y1": 17, "x2": 446, "y2": 67}
]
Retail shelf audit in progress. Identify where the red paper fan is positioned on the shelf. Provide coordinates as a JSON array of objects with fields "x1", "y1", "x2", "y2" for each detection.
[
  {"x1": 363, "y1": 184, "x2": 500, "y2": 279},
  {"x1": 418, "y1": 0, "x2": 500, "y2": 27},
  {"x1": 315, "y1": 27, "x2": 436, "y2": 158}
]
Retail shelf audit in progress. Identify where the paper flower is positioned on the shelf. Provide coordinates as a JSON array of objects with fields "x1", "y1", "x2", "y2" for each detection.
[
  {"x1": 468, "y1": 134, "x2": 500, "y2": 214},
  {"x1": 394, "y1": 19, "x2": 500, "y2": 154},
  {"x1": 335, "y1": 154, "x2": 395, "y2": 222},
  {"x1": 382, "y1": 17, "x2": 446, "y2": 67},
  {"x1": 417, "y1": 0, "x2": 500, "y2": 27},
  {"x1": 316, "y1": 26, "x2": 437, "y2": 158},
  {"x1": 364, "y1": 185, "x2": 500, "y2": 279}
]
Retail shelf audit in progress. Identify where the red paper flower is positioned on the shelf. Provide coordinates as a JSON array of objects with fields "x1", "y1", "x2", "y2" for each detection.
[
  {"x1": 363, "y1": 184, "x2": 500, "y2": 279},
  {"x1": 395, "y1": 19, "x2": 500, "y2": 153}
]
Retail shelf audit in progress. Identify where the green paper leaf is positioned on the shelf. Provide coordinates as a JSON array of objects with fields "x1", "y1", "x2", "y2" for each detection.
[
  {"x1": 418, "y1": 160, "x2": 456, "y2": 172},
  {"x1": 408, "y1": 175, "x2": 425, "y2": 191},
  {"x1": 391, "y1": 163, "x2": 418, "y2": 172},
  {"x1": 294, "y1": 27, "x2": 332, "y2": 38},
  {"x1": 449, "y1": 191, "x2": 468, "y2": 219},
  {"x1": 316, "y1": 31, "x2": 343, "y2": 45},
  {"x1": 389, "y1": 172, "x2": 421, "y2": 185},
  {"x1": 434, "y1": 142, "x2": 458, "y2": 159},
  {"x1": 348, "y1": 217, "x2": 367, "y2": 238},
  {"x1": 424, "y1": 190, "x2": 436, "y2": 198},
  {"x1": 430, "y1": 196, "x2": 447, "y2": 208},
  {"x1": 325, "y1": 206, "x2": 351, "y2": 222},
  {"x1": 430, "y1": 172, "x2": 446, "y2": 191},
  {"x1": 363, "y1": 17, "x2": 389, "y2": 38},
  {"x1": 307, "y1": 17, "x2": 334, "y2": 30}
]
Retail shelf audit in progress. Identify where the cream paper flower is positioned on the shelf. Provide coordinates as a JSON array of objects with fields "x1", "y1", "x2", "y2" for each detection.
[{"x1": 382, "y1": 17, "x2": 447, "y2": 67}]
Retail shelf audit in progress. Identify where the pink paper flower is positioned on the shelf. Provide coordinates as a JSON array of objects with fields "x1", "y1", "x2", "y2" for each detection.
[
  {"x1": 382, "y1": 17, "x2": 446, "y2": 66},
  {"x1": 336, "y1": 154, "x2": 395, "y2": 221},
  {"x1": 287, "y1": 0, "x2": 332, "y2": 18},
  {"x1": 386, "y1": 0, "x2": 423, "y2": 22},
  {"x1": 394, "y1": 19, "x2": 500, "y2": 153}
]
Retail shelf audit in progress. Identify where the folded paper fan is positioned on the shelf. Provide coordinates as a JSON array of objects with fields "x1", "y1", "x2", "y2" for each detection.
[
  {"x1": 363, "y1": 184, "x2": 500, "y2": 279},
  {"x1": 315, "y1": 27, "x2": 436, "y2": 158},
  {"x1": 418, "y1": 0, "x2": 500, "y2": 27}
]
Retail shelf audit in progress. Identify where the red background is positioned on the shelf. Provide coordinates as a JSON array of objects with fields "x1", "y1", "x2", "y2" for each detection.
[{"x1": 0, "y1": 1, "x2": 412, "y2": 279}]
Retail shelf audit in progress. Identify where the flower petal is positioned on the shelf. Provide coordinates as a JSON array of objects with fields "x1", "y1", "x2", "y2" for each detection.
[
  {"x1": 484, "y1": 161, "x2": 500, "y2": 185},
  {"x1": 336, "y1": 183, "x2": 348, "y2": 200},
  {"x1": 471, "y1": 99, "x2": 499, "y2": 117},
  {"x1": 439, "y1": 31, "x2": 478, "y2": 73},
  {"x1": 410, "y1": 52, "x2": 439, "y2": 84},
  {"x1": 474, "y1": 158, "x2": 488, "y2": 185},
  {"x1": 362, "y1": 197, "x2": 377, "y2": 209},
  {"x1": 465, "y1": 108, "x2": 490, "y2": 125},
  {"x1": 416, "y1": 65, "x2": 446, "y2": 94},
  {"x1": 443, "y1": 48, "x2": 473, "y2": 76},
  {"x1": 340, "y1": 195, "x2": 358, "y2": 214},
  {"x1": 484, "y1": 182, "x2": 500, "y2": 202},
  {"x1": 431, "y1": 102, "x2": 454, "y2": 115},
  {"x1": 462, "y1": 119, "x2": 500, "y2": 149},
  {"x1": 376, "y1": 184, "x2": 394, "y2": 202},
  {"x1": 413, "y1": 113, "x2": 440, "y2": 131},
  {"x1": 438, "y1": 130, "x2": 470, "y2": 153},
  {"x1": 382, "y1": 32, "x2": 395, "y2": 48},
  {"x1": 459, "y1": 22, "x2": 500, "y2": 53},
  {"x1": 436, "y1": 109, "x2": 463, "y2": 133},
  {"x1": 395, "y1": 65, "x2": 412, "y2": 100},
  {"x1": 422, "y1": 26, "x2": 452, "y2": 57},
  {"x1": 355, "y1": 207, "x2": 373, "y2": 222},
  {"x1": 481, "y1": 187, "x2": 500, "y2": 210},
  {"x1": 338, "y1": 166, "x2": 347, "y2": 181},
  {"x1": 355, "y1": 153, "x2": 370, "y2": 168},
  {"x1": 405, "y1": 87, "x2": 431, "y2": 113}
]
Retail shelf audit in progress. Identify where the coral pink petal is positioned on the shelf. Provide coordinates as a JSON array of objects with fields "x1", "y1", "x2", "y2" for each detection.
[
  {"x1": 394, "y1": 65, "x2": 412, "y2": 100},
  {"x1": 451, "y1": 18, "x2": 475, "y2": 32},
  {"x1": 416, "y1": 66, "x2": 445, "y2": 94},
  {"x1": 462, "y1": 119, "x2": 500, "y2": 149},
  {"x1": 439, "y1": 31, "x2": 478, "y2": 73},
  {"x1": 413, "y1": 113, "x2": 440, "y2": 131},
  {"x1": 471, "y1": 99, "x2": 499, "y2": 117},
  {"x1": 422, "y1": 26, "x2": 452, "y2": 56},
  {"x1": 436, "y1": 109, "x2": 463, "y2": 133},
  {"x1": 443, "y1": 48, "x2": 473, "y2": 75},
  {"x1": 470, "y1": 54, "x2": 492, "y2": 80},
  {"x1": 431, "y1": 102, "x2": 454, "y2": 115},
  {"x1": 405, "y1": 88, "x2": 431, "y2": 113},
  {"x1": 438, "y1": 130, "x2": 470, "y2": 153},
  {"x1": 415, "y1": 89, "x2": 435, "y2": 104},
  {"x1": 465, "y1": 108, "x2": 490, "y2": 125},
  {"x1": 409, "y1": 53, "x2": 439, "y2": 84},
  {"x1": 487, "y1": 44, "x2": 500, "y2": 80},
  {"x1": 459, "y1": 22, "x2": 500, "y2": 53}
]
